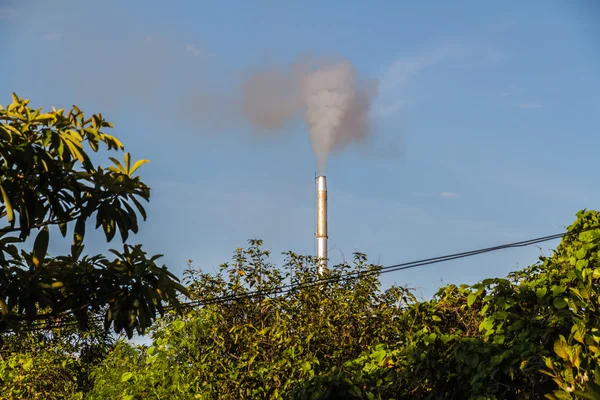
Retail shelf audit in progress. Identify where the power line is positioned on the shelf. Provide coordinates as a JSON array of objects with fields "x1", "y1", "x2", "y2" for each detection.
[
  {"x1": 185, "y1": 228, "x2": 572, "y2": 307},
  {"x1": 5, "y1": 225, "x2": 593, "y2": 333},
  {"x1": 3, "y1": 228, "x2": 577, "y2": 332}
]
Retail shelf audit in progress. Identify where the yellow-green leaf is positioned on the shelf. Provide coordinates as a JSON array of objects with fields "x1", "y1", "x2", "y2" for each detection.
[
  {"x1": 1, "y1": 123, "x2": 21, "y2": 138},
  {"x1": 101, "y1": 133, "x2": 124, "y2": 150},
  {"x1": 0, "y1": 184, "x2": 14, "y2": 222},
  {"x1": 553, "y1": 337, "x2": 569, "y2": 360},
  {"x1": 121, "y1": 372, "x2": 133, "y2": 382},
  {"x1": 64, "y1": 140, "x2": 84, "y2": 163},
  {"x1": 0, "y1": 299, "x2": 8, "y2": 315},
  {"x1": 34, "y1": 112, "x2": 55, "y2": 121},
  {"x1": 536, "y1": 287, "x2": 547, "y2": 299},
  {"x1": 467, "y1": 293, "x2": 477, "y2": 307},
  {"x1": 109, "y1": 157, "x2": 125, "y2": 173},
  {"x1": 173, "y1": 320, "x2": 185, "y2": 331},
  {"x1": 124, "y1": 152, "x2": 131, "y2": 173},
  {"x1": 572, "y1": 324, "x2": 586, "y2": 344},
  {"x1": 129, "y1": 159, "x2": 150, "y2": 175}
]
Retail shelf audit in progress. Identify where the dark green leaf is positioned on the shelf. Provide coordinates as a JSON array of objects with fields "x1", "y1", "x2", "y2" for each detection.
[
  {"x1": 553, "y1": 297, "x2": 567, "y2": 309},
  {"x1": 32, "y1": 227, "x2": 50, "y2": 268}
]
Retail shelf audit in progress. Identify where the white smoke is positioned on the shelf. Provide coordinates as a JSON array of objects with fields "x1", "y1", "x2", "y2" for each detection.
[
  {"x1": 301, "y1": 61, "x2": 355, "y2": 173},
  {"x1": 242, "y1": 59, "x2": 378, "y2": 173}
]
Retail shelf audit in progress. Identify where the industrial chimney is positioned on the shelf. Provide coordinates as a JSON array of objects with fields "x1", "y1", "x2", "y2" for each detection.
[{"x1": 316, "y1": 175, "x2": 328, "y2": 274}]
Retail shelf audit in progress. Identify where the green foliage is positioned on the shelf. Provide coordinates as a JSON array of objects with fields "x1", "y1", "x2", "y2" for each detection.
[
  {"x1": 88, "y1": 211, "x2": 600, "y2": 399},
  {"x1": 0, "y1": 93, "x2": 187, "y2": 337},
  {"x1": 0, "y1": 316, "x2": 113, "y2": 399},
  {"x1": 2, "y1": 129, "x2": 597, "y2": 400},
  {"x1": 87, "y1": 240, "x2": 414, "y2": 399},
  {"x1": 296, "y1": 209, "x2": 600, "y2": 399}
]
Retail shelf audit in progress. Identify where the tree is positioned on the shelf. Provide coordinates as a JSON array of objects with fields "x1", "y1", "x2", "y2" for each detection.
[
  {"x1": 0, "y1": 93, "x2": 187, "y2": 338},
  {"x1": 0, "y1": 316, "x2": 114, "y2": 399},
  {"x1": 88, "y1": 211, "x2": 600, "y2": 399},
  {"x1": 86, "y1": 240, "x2": 414, "y2": 399},
  {"x1": 296, "y1": 210, "x2": 600, "y2": 399}
]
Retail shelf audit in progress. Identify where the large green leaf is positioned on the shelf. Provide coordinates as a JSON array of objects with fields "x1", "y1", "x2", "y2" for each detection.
[
  {"x1": 121, "y1": 372, "x2": 133, "y2": 382},
  {"x1": 553, "y1": 337, "x2": 569, "y2": 361},
  {"x1": 32, "y1": 227, "x2": 49, "y2": 268}
]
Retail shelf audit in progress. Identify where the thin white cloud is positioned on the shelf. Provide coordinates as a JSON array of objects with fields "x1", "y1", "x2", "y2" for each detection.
[
  {"x1": 511, "y1": 102, "x2": 543, "y2": 110},
  {"x1": 440, "y1": 192, "x2": 460, "y2": 199},
  {"x1": 378, "y1": 42, "x2": 464, "y2": 92},
  {"x1": 373, "y1": 40, "x2": 503, "y2": 118},
  {"x1": 41, "y1": 32, "x2": 62, "y2": 41},
  {"x1": 185, "y1": 44, "x2": 216, "y2": 58},
  {"x1": 372, "y1": 47, "x2": 451, "y2": 118}
]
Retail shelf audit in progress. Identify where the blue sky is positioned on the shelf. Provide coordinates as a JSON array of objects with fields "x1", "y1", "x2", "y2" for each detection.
[{"x1": 1, "y1": 0, "x2": 599, "y2": 299}]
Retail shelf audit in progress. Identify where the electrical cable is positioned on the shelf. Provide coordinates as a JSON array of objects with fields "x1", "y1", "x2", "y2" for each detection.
[
  {"x1": 5, "y1": 224, "x2": 595, "y2": 333},
  {"x1": 5, "y1": 228, "x2": 579, "y2": 332}
]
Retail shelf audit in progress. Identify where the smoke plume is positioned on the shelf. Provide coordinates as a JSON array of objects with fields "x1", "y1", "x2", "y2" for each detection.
[
  {"x1": 242, "y1": 60, "x2": 378, "y2": 173},
  {"x1": 10, "y1": 0, "x2": 379, "y2": 174},
  {"x1": 4, "y1": 0, "x2": 386, "y2": 174}
]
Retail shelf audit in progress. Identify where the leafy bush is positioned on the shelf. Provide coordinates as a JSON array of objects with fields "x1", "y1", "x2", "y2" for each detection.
[
  {"x1": 0, "y1": 317, "x2": 113, "y2": 399},
  {"x1": 89, "y1": 211, "x2": 600, "y2": 399},
  {"x1": 87, "y1": 242, "x2": 413, "y2": 399},
  {"x1": 296, "y1": 210, "x2": 600, "y2": 399},
  {"x1": 0, "y1": 93, "x2": 187, "y2": 337},
  {"x1": 5, "y1": 208, "x2": 600, "y2": 398}
]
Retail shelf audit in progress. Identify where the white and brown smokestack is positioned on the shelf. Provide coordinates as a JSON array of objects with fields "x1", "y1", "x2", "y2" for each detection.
[{"x1": 316, "y1": 175, "x2": 328, "y2": 274}]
